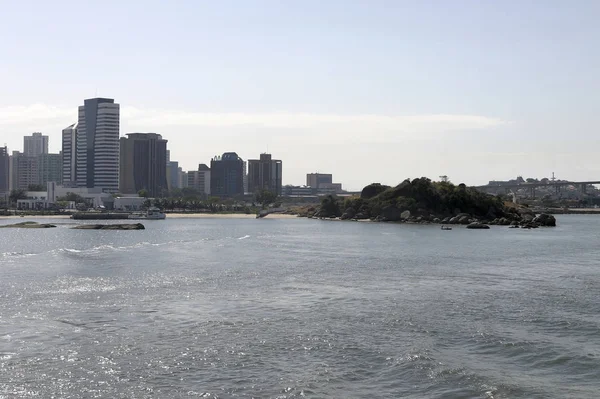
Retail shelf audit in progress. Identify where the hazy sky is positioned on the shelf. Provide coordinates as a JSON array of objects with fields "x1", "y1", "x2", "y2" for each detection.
[{"x1": 1, "y1": 0, "x2": 598, "y2": 190}]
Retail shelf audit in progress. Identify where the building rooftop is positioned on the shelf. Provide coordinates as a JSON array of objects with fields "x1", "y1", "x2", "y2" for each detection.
[{"x1": 213, "y1": 152, "x2": 242, "y2": 161}]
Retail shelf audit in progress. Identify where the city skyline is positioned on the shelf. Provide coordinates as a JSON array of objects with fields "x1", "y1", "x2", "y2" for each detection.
[{"x1": 1, "y1": 2, "x2": 599, "y2": 189}]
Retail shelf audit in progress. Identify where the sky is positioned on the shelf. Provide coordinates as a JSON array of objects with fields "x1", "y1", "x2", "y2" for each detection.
[{"x1": 0, "y1": 0, "x2": 599, "y2": 190}]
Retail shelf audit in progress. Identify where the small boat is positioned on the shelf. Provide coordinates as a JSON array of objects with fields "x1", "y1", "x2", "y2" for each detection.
[
  {"x1": 441, "y1": 225, "x2": 452, "y2": 230},
  {"x1": 129, "y1": 207, "x2": 166, "y2": 220}
]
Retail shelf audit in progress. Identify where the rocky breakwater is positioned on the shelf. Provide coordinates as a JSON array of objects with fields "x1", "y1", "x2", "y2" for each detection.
[
  {"x1": 71, "y1": 223, "x2": 145, "y2": 230},
  {"x1": 295, "y1": 178, "x2": 558, "y2": 229},
  {"x1": 0, "y1": 221, "x2": 57, "y2": 228}
]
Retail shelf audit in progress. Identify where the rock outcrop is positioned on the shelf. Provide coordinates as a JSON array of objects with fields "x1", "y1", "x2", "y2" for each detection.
[
  {"x1": 71, "y1": 223, "x2": 145, "y2": 230},
  {"x1": 381, "y1": 206, "x2": 402, "y2": 221},
  {"x1": 532, "y1": 213, "x2": 556, "y2": 227},
  {"x1": 296, "y1": 178, "x2": 558, "y2": 228},
  {"x1": 0, "y1": 221, "x2": 57, "y2": 228},
  {"x1": 466, "y1": 222, "x2": 490, "y2": 229},
  {"x1": 340, "y1": 207, "x2": 356, "y2": 220}
]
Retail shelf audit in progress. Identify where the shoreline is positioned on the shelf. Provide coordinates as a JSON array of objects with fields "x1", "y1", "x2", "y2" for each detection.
[
  {"x1": 2, "y1": 209, "x2": 598, "y2": 221},
  {"x1": 0, "y1": 213, "x2": 299, "y2": 220}
]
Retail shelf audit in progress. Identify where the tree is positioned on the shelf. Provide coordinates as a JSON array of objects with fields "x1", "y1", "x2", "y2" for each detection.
[
  {"x1": 28, "y1": 184, "x2": 45, "y2": 191},
  {"x1": 9, "y1": 189, "x2": 27, "y2": 205},
  {"x1": 320, "y1": 195, "x2": 341, "y2": 217},
  {"x1": 56, "y1": 192, "x2": 86, "y2": 204},
  {"x1": 138, "y1": 189, "x2": 149, "y2": 198},
  {"x1": 254, "y1": 189, "x2": 278, "y2": 209}
]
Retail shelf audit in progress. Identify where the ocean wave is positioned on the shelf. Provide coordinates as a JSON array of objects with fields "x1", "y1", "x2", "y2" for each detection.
[{"x1": 0, "y1": 251, "x2": 36, "y2": 259}]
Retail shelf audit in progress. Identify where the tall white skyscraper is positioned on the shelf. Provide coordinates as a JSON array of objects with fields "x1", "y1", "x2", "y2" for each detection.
[
  {"x1": 23, "y1": 132, "x2": 49, "y2": 157},
  {"x1": 61, "y1": 123, "x2": 77, "y2": 185},
  {"x1": 76, "y1": 98, "x2": 120, "y2": 191}
]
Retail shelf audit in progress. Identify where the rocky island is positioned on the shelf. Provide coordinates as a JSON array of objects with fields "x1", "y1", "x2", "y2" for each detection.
[
  {"x1": 292, "y1": 178, "x2": 557, "y2": 228},
  {"x1": 0, "y1": 221, "x2": 57, "y2": 228},
  {"x1": 71, "y1": 223, "x2": 145, "y2": 230},
  {"x1": 0, "y1": 222, "x2": 145, "y2": 230}
]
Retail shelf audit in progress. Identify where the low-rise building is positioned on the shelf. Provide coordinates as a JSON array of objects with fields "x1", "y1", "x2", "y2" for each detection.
[
  {"x1": 47, "y1": 182, "x2": 114, "y2": 208},
  {"x1": 114, "y1": 196, "x2": 146, "y2": 211}
]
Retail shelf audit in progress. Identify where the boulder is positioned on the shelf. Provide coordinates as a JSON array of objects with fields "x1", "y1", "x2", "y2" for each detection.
[
  {"x1": 517, "y1": 207, "x2": 535, "y2": 217},
  {"x1": 449, "y1": 217, "x2": 459, "y2": 224},
  {"x1": 72, "y1": 223, "x2": 145, "y2": 230},
  {"x1": 521, "y1": 222, "x2": 539, "y2": 229},
  {"x1": 458, "y1": 216, "x2": 471, "y2": 225},
  {"x1": 340, "y1": 207, "x2": 356, "y2": 220},
  {"x1": 360, "y1": 183, "x2": 391, "y2": 199},
  {"x1": 354, "y1": 213, "x2": 369, "y2": 220},
  {"x1": 433, "y1": 218, "x2": 441, "y2": 223},
  {"x1": 521, "y1": 214, "x2": 534, "y2": 222},
  {"x1": 466, "y1": 222, "x2": 490, "y2": 229},
  {"x1": 533, "y1": 213, "x2": 556, "y2": 227},
  {"x1": 400, "y1": 210, "x2": 411, "y2": 220},
  {"x1": 381, "y1": 206, "x2": 402, "y2": 221},
  {"x1": 497, "y1": 217, "x2": 511, "y2": 226}
]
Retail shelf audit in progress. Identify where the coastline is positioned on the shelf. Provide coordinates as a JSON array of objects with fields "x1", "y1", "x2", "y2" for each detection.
[{"x1": 0, "y1": 213, "x2": 299, "y2": 220}]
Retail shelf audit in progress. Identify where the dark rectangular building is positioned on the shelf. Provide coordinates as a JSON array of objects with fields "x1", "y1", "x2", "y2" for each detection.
[
  {"x1": 306, "y1": 173, "x2": 333, "y2": 189},
  {"x1": 119, "y1": 133, "x2": 168, "y2": 197},
  {"x1": 210, "y1": 152, "x2": 244, "y2": 198},
  {"x1": 247, "y1": 153, "x2": 282, "y2": 195}
]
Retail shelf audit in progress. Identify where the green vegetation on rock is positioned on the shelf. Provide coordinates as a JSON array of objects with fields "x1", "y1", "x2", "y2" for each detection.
[{"x1": 300, "y1": 178, "x2": 556, "y2": 227}]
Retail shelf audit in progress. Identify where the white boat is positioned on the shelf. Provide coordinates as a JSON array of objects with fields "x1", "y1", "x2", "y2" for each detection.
[{"x1": 129, "y1": 207, "x2": 166, "y2": 220}]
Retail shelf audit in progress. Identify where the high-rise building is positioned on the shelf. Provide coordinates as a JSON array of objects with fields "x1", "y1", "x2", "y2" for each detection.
[
  {"x1": 179, "y1": 169, "x2": 188, "y2": 188},
  {"x1": 38, "y1": 153, "x2": 62, "y2": 186},
  {"x1": 0, "y1": 146, "x2": 9, "y2": 194},
  {"x1": 24, "y1": 132, "x2": 49, "y2": 157},
  {"x1": 187, "y1": 164, "x2": 211, "y2": 196},
  {"x1": 8, "y1": 151, "x2": 19, "y2": 191},
  {"x1": 62, "y1": 123, "x2": 77, "y2": 186},
  {"x1": 76, "y1": 98, "x2": 120, "y2": 191},
  {"x1": 247, "y1": 153, "x2": 283, "y2": 195},
  {"x1": 10, "y1": 152, "x2": 38, "y2": 190},
  {"x1": 167, "y1": 161, "x2": 180, "y2": 192},
  {"x1": 119, "y1": 133, "x2": 168, "y2": 197},
  {"x1": 242, "y1": 161, "x2": 248, "y2": 194},
  {"x1": 307, "y1": 173, "x2": 333, "y2": 189},
  {"x1": 210, "y1": 152, "x2": 244, "y2": 197}
]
